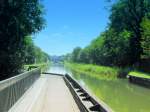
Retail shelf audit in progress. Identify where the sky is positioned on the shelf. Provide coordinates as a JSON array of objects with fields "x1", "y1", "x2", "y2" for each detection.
[{"x1": 34, "y1": 0, "x2": 112, "y2": 56}]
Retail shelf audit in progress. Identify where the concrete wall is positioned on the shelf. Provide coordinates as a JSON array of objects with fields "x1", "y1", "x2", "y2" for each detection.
[{"x1": 128, "y1": 75, "x2": 150, "y2": 88}]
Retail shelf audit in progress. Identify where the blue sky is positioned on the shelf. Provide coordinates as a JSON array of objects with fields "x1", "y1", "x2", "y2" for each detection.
[{"x1": 34, "y1": 0, "x2": 112, "y2": 56}]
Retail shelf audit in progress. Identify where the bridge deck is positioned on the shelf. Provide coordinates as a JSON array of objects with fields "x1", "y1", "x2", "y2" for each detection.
[{"x1": 9, "y1": 75, "x2": 80, "y2": 112}]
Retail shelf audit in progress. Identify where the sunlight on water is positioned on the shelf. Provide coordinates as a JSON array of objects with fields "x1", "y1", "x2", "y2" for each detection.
[
  {"x1": 71, "y1": 71, "x2": 150, "y2": 112},
  {"x1": 47, "y1": 64, "x2": 66, "y2": 75},
  {"x1": 49, "y1": 65, "x2": 150, "y2": 112}
]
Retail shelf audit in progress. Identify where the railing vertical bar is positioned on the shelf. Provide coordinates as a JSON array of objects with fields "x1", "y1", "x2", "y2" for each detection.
[{"x1": 0, "y1": 68, "x2": 41, "y2": 112}]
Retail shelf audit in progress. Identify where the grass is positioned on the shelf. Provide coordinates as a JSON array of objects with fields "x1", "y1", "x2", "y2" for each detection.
[
  {"x1": 65, "y1": 62, "x2": 120, "y2": 80},
  {"x1": 128, "y1": 71, "x2": 150, "y2": 79},
  {"x1": 65, "y1": 62, "x2": 150, "y2": 81},
  {"x1": 24, "y1": 62, "x2": 50, "y2": 72}
]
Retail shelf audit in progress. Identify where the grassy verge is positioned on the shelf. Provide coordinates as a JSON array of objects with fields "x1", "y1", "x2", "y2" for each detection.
[
  {"x1": 66, "y1": 62, "x2": 150, "y2": 80},
  {"x1": 24, "y1": 63, "x2": 50, "y2": 72},
  {"x1": 65, "y1": 62, "x2": 120, "y2": 80},
  {"x1": 128, "y1": 71, "x2": 150, "y2": 79}
]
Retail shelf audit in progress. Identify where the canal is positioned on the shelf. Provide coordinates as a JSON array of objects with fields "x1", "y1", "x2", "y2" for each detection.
[{"x1": 49, "y1": 64, "x2": 150, "y2": 112}]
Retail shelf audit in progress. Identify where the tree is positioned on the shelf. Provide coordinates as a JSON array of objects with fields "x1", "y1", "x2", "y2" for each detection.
[
  {"x1": 23, "y1": 35, "x2": 50, "y2": 65},
  {"x1": 110, "y1": 0, "x2": 150, "y2": 64},
  {"x1": 77, "y1": 47, "x2": 91, "y2": 63},
  {"x1": 24, "y1": 36, "x2": 36, "y2": 64},
  {"x1": 0, "y1": 0, "x2": 45, "y2": 78},
  {"x1": 68, "y1": 0, "x2": 150, "y2": 69},
  {"x1": 88, "y1": 29, "x2": 131, "y2": 66},
  {"x1": 88, "y1": 35, "x2": 105, "y2": 64},
  {"x1": 141, "y1": 16, "x2": 150, "y2": 59},
  {"x1": 71, "y1": 47, "x2": 82, "y2": 62}
]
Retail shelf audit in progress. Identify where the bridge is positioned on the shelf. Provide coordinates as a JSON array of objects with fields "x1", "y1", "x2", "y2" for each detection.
[{"x1": 0, "y1": 68, "x2": 113, "y2": 112}]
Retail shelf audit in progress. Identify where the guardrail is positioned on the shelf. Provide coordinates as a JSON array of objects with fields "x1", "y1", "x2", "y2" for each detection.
[
  {"x1": 0, "y1": 68, "x2": 41, "y2": 112},
  {"x1": 64, "y1": 74, "x2": 113, "y2": 112}
]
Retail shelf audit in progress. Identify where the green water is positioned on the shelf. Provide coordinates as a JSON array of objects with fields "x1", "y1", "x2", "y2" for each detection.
[{"x1": 70, "y1": 71, "x2": 150, "y2": 112}]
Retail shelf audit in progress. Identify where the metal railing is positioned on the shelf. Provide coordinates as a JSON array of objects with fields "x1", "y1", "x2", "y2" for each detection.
[{"x1": 0, "y1": 68, "x2": 41, "y2": 112}]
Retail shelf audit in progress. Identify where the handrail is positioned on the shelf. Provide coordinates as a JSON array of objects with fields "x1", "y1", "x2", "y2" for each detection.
[
  {"x1": 0, "y1": 68, "x2": 40, "y2": 91},
  {"x1": 0, "y1": 68, "x2": 41, "y2": 112}
]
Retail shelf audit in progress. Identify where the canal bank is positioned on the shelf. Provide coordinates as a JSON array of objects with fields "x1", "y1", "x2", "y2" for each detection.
[
  {"x1": 44, "y1": 64, "x2": 150, "y2": 112},
  {"x1": 65, "y1": 62, "x2": 150, "y2": 88},
  {"x1": 127, "y1": 71, "x2": 150, "y2": 88},
  {"x1": 68, "y1": 70, "x2": 150, "y2": 112},
  {"x1": 62, "y1": 64, "x2": 150, "y2": 112}
]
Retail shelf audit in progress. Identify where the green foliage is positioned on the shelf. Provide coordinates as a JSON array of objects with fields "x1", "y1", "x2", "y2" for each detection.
[
  {"x1": 24, "y1": 36, "x2": 35, "y2": 64},
  {"x1": 68, "y1": 0, "x2": 150, "y2": 71},
  {"x1": 129, "y1": 71, "x2": 150, "y2": 79},
  {"x1": 110, "y1": 0, "x2": 150, "y2": 64},
  {"x1": 24, "y1": 36, "x2": 50, "y2": 64},
  {"x1": 24, "y1": 63, "x2": 50, "y2": 72},
  {"x1": 0, "y1": 0, "x2": 45, "y2": 78},
  {"x1": 88, "y1": 35, "x2": 105, "y2": 64},
  {"x1": 78, "y1": 47, "x2": 91, "y2": 63},
  {"x1": 140, "y1": 17, "x2": 150, "y2": 59},
  {"x1": 65, "y1": 62, "x2": 120, "y2": 79},
  {"x1": 71, "y1": 47, "x2": 82, "y2": 62},
  {"x1": 102, "y1": 29, "x2": 131, "y2": 66},
  {"x1": 69, "y1": 29, "x2": 131, "y2": 66}
]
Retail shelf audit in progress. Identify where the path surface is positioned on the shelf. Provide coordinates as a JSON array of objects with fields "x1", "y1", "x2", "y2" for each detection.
[{"x1": 9, "y1": 75, "x2": 80, "y2": 112}]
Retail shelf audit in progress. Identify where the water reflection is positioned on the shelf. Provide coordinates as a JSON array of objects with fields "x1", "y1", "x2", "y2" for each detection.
[
  {"x1": 71, "y1": 71, "x2": 150, "y2": 112},
  {"x1": 48, "y1": 65, "x2": 150, "y2": 112},
  {"x1": 47, "y1": 64, "x2": 66, "y2": 75}
]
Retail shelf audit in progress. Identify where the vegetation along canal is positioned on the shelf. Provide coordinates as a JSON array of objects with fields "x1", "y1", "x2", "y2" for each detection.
[{"x1": 50, "y1": 64, "x2": 150, "y2": 112}]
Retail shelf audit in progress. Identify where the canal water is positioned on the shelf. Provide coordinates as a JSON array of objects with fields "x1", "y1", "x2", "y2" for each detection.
[{"x1": 49, "y1": 65, "x2": 150, "y2": 112}]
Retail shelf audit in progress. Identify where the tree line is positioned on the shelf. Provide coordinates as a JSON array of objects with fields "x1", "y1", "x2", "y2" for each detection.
[
  {"x1": 24, "y1": 36, "x2": 50, "y2": 65},
  {"x1": 0, "y1": 0, "x2": 48, "y2": 79},
  {"x1": 66, "y1": 0, "x2": 150, "y2": 71}
]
